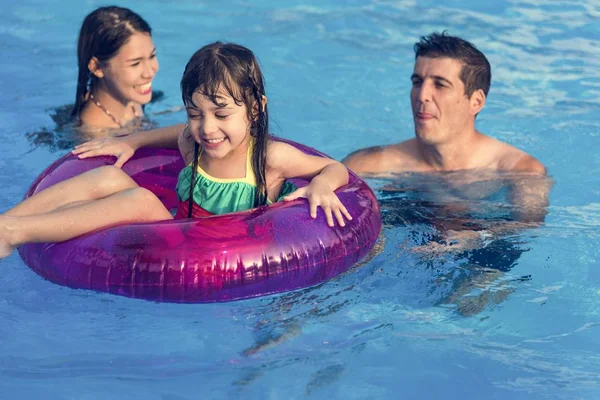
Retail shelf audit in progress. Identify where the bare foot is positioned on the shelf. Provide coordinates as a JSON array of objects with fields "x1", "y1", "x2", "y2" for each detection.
[{"x1": 0, "y1": 216, "x2": 19, "y2": 259}]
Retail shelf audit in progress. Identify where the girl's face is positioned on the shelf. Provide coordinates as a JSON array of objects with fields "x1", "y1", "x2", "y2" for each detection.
[
  {"x1": 97, "y1": 32, "x2": 158, "y2": 105},
  {"x1": 185, "y1": 89, "x2": 252, "y2": 160}
]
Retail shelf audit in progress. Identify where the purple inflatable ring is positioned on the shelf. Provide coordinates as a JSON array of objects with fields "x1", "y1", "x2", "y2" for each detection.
[{"x1": 18, "y1": 138, "x2": 382, "y2": 303}]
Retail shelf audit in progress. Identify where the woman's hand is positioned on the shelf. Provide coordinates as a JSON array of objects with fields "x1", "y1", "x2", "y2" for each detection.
[
  {"x1": 283, "y1": 177, "x2": 352, "y2": 227},
  {"x1": 72, "y1": 137, "x2": 137, "y2": 168}
]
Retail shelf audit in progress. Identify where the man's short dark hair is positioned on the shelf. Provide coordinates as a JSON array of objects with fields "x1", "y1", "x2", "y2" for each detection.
[{"x1": 414, "y1": 32, "x2": 491, "y2": 98}]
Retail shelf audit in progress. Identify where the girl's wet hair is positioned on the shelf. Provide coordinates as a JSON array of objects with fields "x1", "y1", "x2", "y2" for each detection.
[
  {"x1": 72, "y1": 6, "x2": 152, "y2": 119},
  {"x1": 181, "y1": 42, "x2": 270, "y2": 210}
]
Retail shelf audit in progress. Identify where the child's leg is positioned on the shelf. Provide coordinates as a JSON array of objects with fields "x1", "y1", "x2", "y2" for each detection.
[
  {"x1": 4, "y1": 166, "x2": 138, "y2": 217},
  {"x1": 0, "y1": 187, "x2": 172, "y2": 259}
]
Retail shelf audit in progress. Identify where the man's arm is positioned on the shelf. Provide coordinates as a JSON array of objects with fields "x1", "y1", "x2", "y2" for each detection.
[
  {"x1": 417, "y1": 158, "x2": 552, "y2": 254},
  {"x1": 507, "y1": 172, "x2": 551, "y2": 224},
  {"x1": 504, "y1": 153, "x2": 550, "y2": 223}
]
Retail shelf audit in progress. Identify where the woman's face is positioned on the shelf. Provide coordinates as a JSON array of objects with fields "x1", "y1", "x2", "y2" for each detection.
[{"x1": 97, "y1": 32, "x2": 159, "y2": 105}]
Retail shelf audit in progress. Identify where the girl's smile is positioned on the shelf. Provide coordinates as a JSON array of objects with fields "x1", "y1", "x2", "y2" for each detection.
[
  {"x1": 201, "y1": 137, "x2": 227, "y2": 148},
  {"x1": 186, "y1": 90, "x2": 252, "y2": 162}
]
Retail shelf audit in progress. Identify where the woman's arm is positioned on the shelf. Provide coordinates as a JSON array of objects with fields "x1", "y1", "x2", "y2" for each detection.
[
  {"x1": 129, "y1": 123, "x2": 187, "y2": 149},
  {"x1": 72, "y1": 123, "x2": 186, "y2": 167}
]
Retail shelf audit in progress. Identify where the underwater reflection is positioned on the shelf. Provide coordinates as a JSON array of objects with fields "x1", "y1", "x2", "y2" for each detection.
[
  {"x1": 235, "y1": 236, "x2": 385, "y2": 362},
  {"x1": 235, "y1": 170, "x2": 552, "y2": 369},
  {"x1": 376, "y1": 170, "x2": 552, "y2": 316}
]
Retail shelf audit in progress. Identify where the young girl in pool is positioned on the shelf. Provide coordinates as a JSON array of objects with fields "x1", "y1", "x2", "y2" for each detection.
[{"x1": 0, "y1": 42, "x2": 351, "y2": 259}]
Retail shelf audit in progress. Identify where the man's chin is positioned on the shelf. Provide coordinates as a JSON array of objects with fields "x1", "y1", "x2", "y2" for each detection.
[{"x1": 415, "y1": 131, "x2": 445, "y2": 145}]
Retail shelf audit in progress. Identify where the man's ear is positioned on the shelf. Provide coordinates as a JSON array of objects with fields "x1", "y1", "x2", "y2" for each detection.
[
  {"x1": 88, "y1": 57, "x2": 104, "y2": 78},
  {"x1": 469, "y1": 89, "x2": 485, "y2": 116}
]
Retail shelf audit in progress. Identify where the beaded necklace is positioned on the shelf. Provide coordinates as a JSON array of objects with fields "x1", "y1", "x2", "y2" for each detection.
[
  {"x1": 89, "y1": 93, "x2": 124, "y2": 128},
  {"x1": 90, "y1": 93, "x2": 145, "y2": 128}
]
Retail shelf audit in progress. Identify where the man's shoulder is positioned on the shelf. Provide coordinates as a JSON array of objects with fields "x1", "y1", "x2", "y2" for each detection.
[
  {"x1": 342, "y1": 140, "x2": 416, "y2": 175},
  {"x1": 486, "y1": 136, "x2": 546, "y2": 175},
  {"x1": 511, "y1": 153, "x2": 547, "y2": 174}
]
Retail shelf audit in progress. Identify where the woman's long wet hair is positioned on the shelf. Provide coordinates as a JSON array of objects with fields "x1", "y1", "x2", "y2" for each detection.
[
  {"x1": 181, "y1": 42, "x2": 270, "y2": 214},
  {"x1": 71, "y1": 6, "x2": 152, "y2": 119}
]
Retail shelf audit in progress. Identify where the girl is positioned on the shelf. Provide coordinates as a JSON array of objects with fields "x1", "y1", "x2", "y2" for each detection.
[
  {"x1": 73, "y1": 6, "x2": 159, "y2": 131},
  {"x1": 0, "y1": 42, "x2": 351, "y2": 259}
]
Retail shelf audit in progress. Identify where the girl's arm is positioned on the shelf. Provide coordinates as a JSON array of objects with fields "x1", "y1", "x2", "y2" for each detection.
[
  {"x1": 72, "y1": 123, "x2": 186, "y2": 167},
  {"x1": 268, "y1": 141, "x2": 352, "y2": 227}
]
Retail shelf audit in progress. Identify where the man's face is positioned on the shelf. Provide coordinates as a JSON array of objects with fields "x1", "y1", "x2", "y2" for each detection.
[{"x1": 410, "y1": 56, "x2": 475, "y2": 145}]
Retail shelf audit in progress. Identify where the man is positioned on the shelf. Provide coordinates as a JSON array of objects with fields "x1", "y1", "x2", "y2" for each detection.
[
  {"x1": 344, "y1": 32, "x2": 545, "y2": 177},
  {"x1": 344, "y1": 32, "x2": 550, "y2": 242},
  {"x1": 343, "y1": 32, "x2": 551, "y2": 315}
]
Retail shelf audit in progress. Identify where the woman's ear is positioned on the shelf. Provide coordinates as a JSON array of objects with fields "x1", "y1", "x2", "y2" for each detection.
[{"x1": 88, "y1": 57, "x2": 104, "y2": 78}]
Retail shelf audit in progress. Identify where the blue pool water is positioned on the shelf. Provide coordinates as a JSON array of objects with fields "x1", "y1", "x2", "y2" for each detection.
[{"x1": 1, "y1": 0, "x2": 600, "y2": 399}]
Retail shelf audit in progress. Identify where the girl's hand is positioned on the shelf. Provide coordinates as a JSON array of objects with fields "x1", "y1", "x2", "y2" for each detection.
[
  {"x1": 283, "y1": 177, "x2": 352, "y2": 227},
  {"x1": 72, "y1": 137, "x2": 136, "y2": 168}
]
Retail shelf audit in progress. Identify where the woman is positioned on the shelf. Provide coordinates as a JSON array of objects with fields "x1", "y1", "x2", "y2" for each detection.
[
  {"x1": 72, "y1": 6, "x2": 159, "y2": 130},
  {"x1": 27, "y1": 6, "x2": 161, "y2": 149}
]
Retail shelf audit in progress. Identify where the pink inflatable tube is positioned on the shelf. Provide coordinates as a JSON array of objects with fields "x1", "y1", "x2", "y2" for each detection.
[{"x1": 18, "y1": 138, "x2": 381, "y2": 303}]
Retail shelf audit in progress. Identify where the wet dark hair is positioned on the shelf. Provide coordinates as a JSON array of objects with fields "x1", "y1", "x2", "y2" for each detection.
[
  {"x1": 71, "y1": 6, "x2": 152, "y2": 118},
  {"x1": 414, "y1": 31, "x2": 491, "y2": 98},
  {"x1": 181, "y1": 42, "x2": 270, "y2": 212}
]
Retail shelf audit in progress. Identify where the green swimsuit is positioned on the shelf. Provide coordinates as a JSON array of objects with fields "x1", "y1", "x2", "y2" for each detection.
[{"x1": 175, "y1": 142, "x2": 297, "y2": 215}]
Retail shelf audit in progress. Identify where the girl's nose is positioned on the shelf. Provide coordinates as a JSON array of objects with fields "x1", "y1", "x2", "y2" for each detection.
[{"x1": 201, "y1": 117, "x2": 218, "y2": 135}]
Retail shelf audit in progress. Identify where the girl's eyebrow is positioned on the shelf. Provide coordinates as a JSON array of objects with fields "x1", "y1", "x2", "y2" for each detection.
[
  {"x1": 185, "y1": 107, "x2": 201, "y2": 113},
  {"x1": 210, "y1": 104, "x2": 231, "y2": 111},
  {"x1": 185, "y1": 104, "x2": 231, "y2": 112}
]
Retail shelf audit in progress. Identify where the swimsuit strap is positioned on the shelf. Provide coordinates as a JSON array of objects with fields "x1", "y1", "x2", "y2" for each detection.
[{"x1": 193, "y1": 140, "x2": 256, "y2": 185}]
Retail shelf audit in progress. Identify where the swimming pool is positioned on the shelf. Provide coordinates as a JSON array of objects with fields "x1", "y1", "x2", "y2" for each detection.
[{"x1": 1, "y1": 0, "x2": 599, "y2": 398}]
